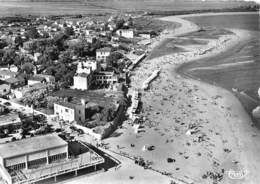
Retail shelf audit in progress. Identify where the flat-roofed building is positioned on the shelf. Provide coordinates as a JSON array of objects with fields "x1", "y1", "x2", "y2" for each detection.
[
  {"x1": 54, "y1": 100, "x2": 86, "y2": 123},
  {"x1": 0, "y1": 70, "x2": 17, "y2": 81},
  {"x1": 0, "y1": 134, "x2": 68, "y2": 171},
  {"x1": 0, "y1": 135, "x2": 105, "y2": 184},
  {"x1": 73, "y1": 73, "x2": 93, "y2": 91},
  {"x1": 96, "y1": 47, "x2": 111, "y2": 61},
  {"x1": 116, "y1": 29, "x2": 134, "y2": 39},
  {"x1": 93, "y1": 71, "x2": 118, "y2": 85}
]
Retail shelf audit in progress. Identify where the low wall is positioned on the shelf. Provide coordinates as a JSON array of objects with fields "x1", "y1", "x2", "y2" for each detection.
[
  {"x1": 74, "y1": 124, "x2": 102, "y2": 140},
  {"x1": 76, "y1": 105, "x2": 126, "y2": 140},
  {"x1": 101, "y1": 104, "x2": 126, "y2": 139}
]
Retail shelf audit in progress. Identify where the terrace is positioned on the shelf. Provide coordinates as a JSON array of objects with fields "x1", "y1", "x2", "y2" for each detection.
[{"x1": 9, "y1": 141, "x2": 104, "y2": 184}]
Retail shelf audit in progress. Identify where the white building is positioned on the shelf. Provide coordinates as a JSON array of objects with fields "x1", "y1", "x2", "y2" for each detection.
[
  {"x1": 93, "y1": 71, "x2": 118, "y2": 85},
  {"x1": 54, "y1": 100, "x2": 86, "y2": 122},
  {"x1": 73, "y1": 73, "x2": 93, "y2": 91},
  {"x1": 77, "y1": 60, "x2": 99, "y2": 74},
  {"x1": 0, "y1": 134, "x2": 104, "y2": 184},
  {"x1": 27, "y1": 76, "x2": 46, "y2": 86},
  {"x1": 116, "y1": 29, "x2": 134, "y2": 39},
  {"x1": 0, "y1": 134, "x2": 68, "y2": 184},
  {"x1": 96, "y1": 47, "x2": 112, "y2": 61}
]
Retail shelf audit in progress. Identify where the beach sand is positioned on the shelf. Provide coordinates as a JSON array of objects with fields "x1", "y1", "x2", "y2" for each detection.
[
  {"x1": 64, "y1": 13, "x2": 260, "y2": 184},
  {"x1": 102, "y1": 14, "x2": 260, "y2": 184}
]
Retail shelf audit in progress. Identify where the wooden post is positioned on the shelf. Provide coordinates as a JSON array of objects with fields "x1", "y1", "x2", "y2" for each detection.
[
  {"x1": 75, "y1": 170, "x2": 78, "y2": 176},
  {"x1": 54, "y1": 176, "x2": 57, "y2": 183}
]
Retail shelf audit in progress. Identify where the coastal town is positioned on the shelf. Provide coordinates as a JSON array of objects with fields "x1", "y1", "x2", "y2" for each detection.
[{"x1": 0, "y1": 1, "x2": 260, "y2": 184}]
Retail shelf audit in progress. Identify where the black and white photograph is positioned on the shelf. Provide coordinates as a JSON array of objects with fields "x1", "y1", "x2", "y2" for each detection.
[{"x1": 0, "y1": 0, "x2": 259, "y2": 184}]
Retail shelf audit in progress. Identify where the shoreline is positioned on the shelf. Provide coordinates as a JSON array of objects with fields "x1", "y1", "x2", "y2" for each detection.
[
  {"x1": 176, "y1": 11, "x2": 259, "y2": 18},
  {"x1": 103, "y1": 12, "x2": 260, "y2": 184}
]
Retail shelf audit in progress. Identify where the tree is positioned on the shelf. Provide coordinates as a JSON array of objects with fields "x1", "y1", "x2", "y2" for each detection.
[
  {"x1": 100, "y1": 107, "x2": 116, "y2": 121},
  {"x1": 14, "y1": 36, "x2": 23, "y2": 47},
  {"x1": 44, "y1": 46, "x2": 59, "y2": 61},
  {"x1": 25, "y1": 27, "x2": 40, "y2": 39},
  {"x1": 53, "y1": 33, "x2": 68, "y2": 51},
  {"x1": 106, "y1": 52, "x2": 123, "y2": 68},
  {"x1": 21, "y1": 62, "x2": 34, "y2": 74},
  {"x1": 64, "y1": 27, "x2": 74, "y2": 36},
  {"x1": 0, "y1": 40, "x2": 7, "y2": 49},
  {"x1": 115, "y1": 19, "x2": 125, "y2": 30},
  {"x1": 46, "y1": 96, "x2": 60, "y2": 109},
  {"x1": 1, "y1": 49, "x2": 17, "y2": 66}
]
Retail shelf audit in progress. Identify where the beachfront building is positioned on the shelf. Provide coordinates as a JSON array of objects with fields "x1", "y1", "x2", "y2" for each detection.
[
  {"x1": 0, "y1": 134, "x2": 104, "y2": 184},
  {"x1": 93, "y1": 71, "x2": 118, "y2": 85},
  {"x1": 116, "y1": 29, "x2": 134, "y2": 39},
  {"x1": 54, "y1": 99, "x2": 86, "y2": 123},
  {"x1": 73, "y1": 60, "x2": 100, "y2": 90}
]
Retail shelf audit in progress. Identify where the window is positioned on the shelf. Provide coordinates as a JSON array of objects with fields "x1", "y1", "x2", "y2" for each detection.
[
  {"x1": 79, "y1": 110, "x2": 81, "y2": 114},
  {"x1": 65, "y1": 108, "x2": 68, "y2": 112}
]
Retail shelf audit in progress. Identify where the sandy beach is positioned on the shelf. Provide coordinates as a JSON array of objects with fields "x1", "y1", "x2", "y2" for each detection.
[
  {"x1": 62, "y1": 12, "x2": 260, "y2": 184},
  {"x1": 101, "y1": 13, "x2": 260, "y2": 184}
]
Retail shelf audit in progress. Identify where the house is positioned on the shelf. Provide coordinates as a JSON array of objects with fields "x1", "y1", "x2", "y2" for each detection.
[
  {"x1": 28, "y1": 76, "x2": 46, "y2": 86},
  {"x1": 12, "y1": 83, "x2": 47, "y2": 99},
  {"x1": 34, "y1": 52, "x2": 42, "y2": 62},
  {"x1": 34, "y1": 74, "x2": 55, "y2": 83},
  {"x1": 139, "y1": 33, "x2": 151, "y2": 39},
  {"x1": 96, "y1": 47, "x2": 112, "y2": 61},
  {"x1": 0, "y1": 65, "x2": 18, "y2": 73},
  {"x1": 85, "y1": 29, "x2": 94, "y2": 35},
  {"x1": 93, "y1": 71, "x2": 118, "y2": 85},
  {"x1": 85, "y1": 35, "x2": 96, "y2": 44},
  {"x1": 0, "y1": 70, "x2": 17, "y2": 81},
  {"x1": 54, "y1": 99, "x2": 87, "y2": 122},
  {"x1": 4, "y1": 77, "x2": 25, "y2": 89},
  {"x1": 107, "y1": 22, "x2": 117, "y2": 31},
  {"x1": 77, "y1": 60, "x2": 99, "y2": 74},
  {"x1": 116, "y1": 29, "x2": 134, "y2": 39},
  {"x1": 73, "y1": 73, "x2": 92, "y2": 90},
  {"x1": 23, "y1": 40, "x2": 35, "y2": 50}
]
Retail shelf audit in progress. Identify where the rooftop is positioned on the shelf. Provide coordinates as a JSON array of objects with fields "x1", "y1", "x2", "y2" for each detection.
[
  {"x1": 0, "y1": 134, "x2": 68, "y2": 159},
  {"x1": 4, "y1": 77, "x2": 21, "y2": 84},
  {"x1": 28, "y1": 76, "x2": 46, "y2": 82},
  {"x1": 0, "y1": 112, "x2": 20, "y2": 125},
  {"x1": 54, "y1": 101, "x2": 76, "y2": 109},
  {"x1": 0, "y1": 70, "x2": 17, "y2": 77},
  {"x1": 97, "y1": 47, "x2": 112, "y2": 52}
]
